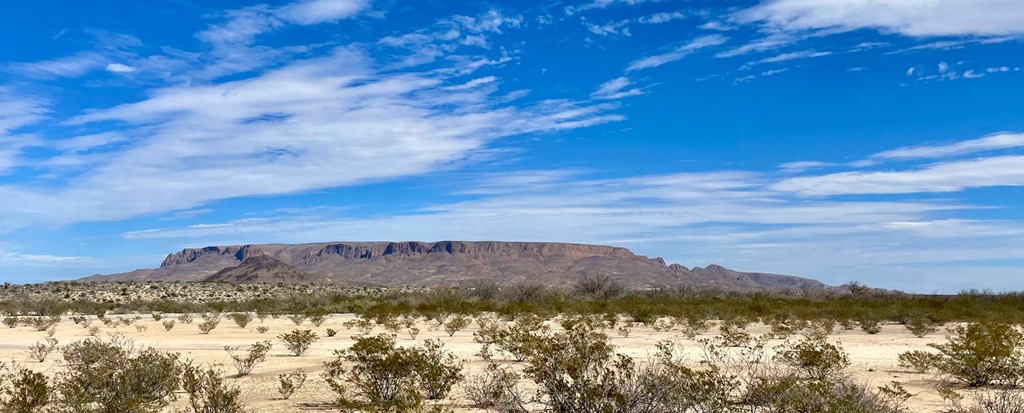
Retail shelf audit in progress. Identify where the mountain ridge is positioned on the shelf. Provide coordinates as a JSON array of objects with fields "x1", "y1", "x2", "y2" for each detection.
[{"x1": 82, "y1": 241, "x2": 831, "y2": 291}]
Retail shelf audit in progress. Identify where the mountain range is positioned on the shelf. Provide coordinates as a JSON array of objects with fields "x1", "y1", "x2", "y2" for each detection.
[{"x1": 81, "y1": 241, "x2": 830, "y2": 291}]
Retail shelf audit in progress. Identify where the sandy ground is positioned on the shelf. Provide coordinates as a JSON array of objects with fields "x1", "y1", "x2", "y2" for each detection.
[{"x1": 0, "y1": 315, "x2": 966, "y2": 412}]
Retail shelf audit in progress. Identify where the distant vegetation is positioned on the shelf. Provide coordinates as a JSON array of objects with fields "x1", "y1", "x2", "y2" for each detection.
[{"x1": 1, "y1": 280, "x2": 1023, "y2": 326}]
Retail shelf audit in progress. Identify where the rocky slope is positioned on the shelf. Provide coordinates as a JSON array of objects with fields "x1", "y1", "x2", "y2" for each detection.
[{"x1": 82, "y1": 241, "x2": 830, "y2": 291}]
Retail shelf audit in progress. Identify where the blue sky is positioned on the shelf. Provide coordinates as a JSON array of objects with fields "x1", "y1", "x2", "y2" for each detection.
[{"x1": 1, "y1": 0, "x2": 1023, "y2": 292}]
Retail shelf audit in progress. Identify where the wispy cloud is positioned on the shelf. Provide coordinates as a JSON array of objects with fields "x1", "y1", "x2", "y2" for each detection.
[
  {"x1": 564, "y1": 0, "x2": 655, "y2": 15},
  {"x1": 591, "y1": 76, "x2": 644, "y2": 99},
  {"x1": 0, "y1": 46, "x2": 620, "y2": 231},
  {"x1": 774, "y1": 155, "x2": 1024, "y2": 196},
  {"x1": 627, "y1": 34, "x2": 728, "y2": 72},
  {"x1": 867, "y1": 132, "x2": 1024, "y2": 162},
  {"x1": 735, "y1": 0, "x2": 1024, "y2": 37},
  {"x1": 638, "y1": 11, "x2": 685, "y2": 25}
]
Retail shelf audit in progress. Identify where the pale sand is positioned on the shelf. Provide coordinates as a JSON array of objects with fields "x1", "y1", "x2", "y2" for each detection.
[{"x1": 0, "y1": 315, "x2": 967, "y2": 412}]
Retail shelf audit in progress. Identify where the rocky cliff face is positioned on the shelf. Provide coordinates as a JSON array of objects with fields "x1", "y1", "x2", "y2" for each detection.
[{"x1": 83, "y1": 241, "x2": 829, "y2": 291}]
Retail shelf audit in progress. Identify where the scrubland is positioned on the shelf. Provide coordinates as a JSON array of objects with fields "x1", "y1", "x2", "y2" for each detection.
[{"x1": 1, "y1": 279, "x2": 1024, "y2": 412}]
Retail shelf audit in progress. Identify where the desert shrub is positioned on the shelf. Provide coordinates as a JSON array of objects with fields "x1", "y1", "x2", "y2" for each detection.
[
  {"x1": 180, "y1": 363, "x2": 246, "y2": 413},
  {"x1": 71, "y1": 315, "x2": 87, "y2": 325},
  {"x1": 197, "y1": 312, "x2": 221, "y2": 334},
  {"x1": 86, "y1": 325, "x2": 101, "y2": 336},
  {"x1": 279, "y1": 329, "x2": 319, "y2": 356},
  {"x1": 418, "y1": 339, "x2": 465, "y2": 400},
  {"x1": 808, "y1": 318, "x2": 837, "y2": 338},
  {"x1": 57, "y1": 336, "x2": 183, "y2": 413},
  {"x1": 25, "y1": 316, "x2": 60, "y2": 332},
  {"x1": 766, "y1": 312, "x2": 806, "y2": 339},
  {"x1": 572, "y1": 274, "x2": 624, "y2": 300},
  {"x1": 256, "y1": 326, "x2": 269, "y2": 334},
  {"x1": 898, "y1": 350, "x2": 943, "y2": 373},
  {"x1": 906, "y1": 315, "x2": 940, "y2": 338},
  {"x1": 719, "y1": 324, "x2": 752, "y2": 347},
  {"x1": 774, "y1": 335, "x2": 851, "y2": 380},
  {"x1": 408, "y1": 326, "x2": 421, "y2": 340},
  {"x1": 178, "y1": 313, "x2": 194, "y2": 324},
  {"x1": 494, "y1": 323, "x2": 546, "y2": 362},
  {"x1": 326, "y1": 328, "x2": 338, "y2": 337},
  {"x1": 287, "y1": 314, "x2": 307, "y2": 326},
  {"x1": 942, "y1": 387, "x2": 1024, "y2": 413},
  {"x1": 1, "y1": 366, "x2": 52, "y2": 412},
  {"x1": 743, "y1": 373, "x2": 910, "y2": 413},
  {"x1": 150, "y1": 311, "x2": 163, "y2": 321},
  {"x1": 278, "y1": 369, "x2": 307, "y2": 400},
  {"x1": 135, "y1": 325, "x2": 148, "y2": 333},
  {"x1": 463, "y1": 363, "x2": 527, "y2": 412},
  {"x1": 925, "y1": 322, "x2": 1024, "y2": 387},
  {"x1": 444, "y1": 315, "x2": 470, "y2": 337},
  {"x1": 858, "y1": 315, "x2": 883, "y2": 335},
  {"x1": 2, "y1": 316, "x2": 19, "y2": 329},
  {"x1": 28, "y1": 338, "x2": 58, "y2": 363},
  {"x1": 229, "y1": 312, "x2": 253, "y2": 329},
  {"x1": 162, "y1": 320, "x2": 176, "y2": 331},
  {"x1": 323, "y1": 334, "x2": 464, "y2": 410},
  {"x1": 225, "y1": 340, "x2": 272, "y2": 377},
  {"x1": 307, "y1": 309, "x2": 330, "y2": 327},
  {"x1": 517, "y1": 319, "x2": 632, "y2": 413},
  {"x1": 677, "y1": 311, "x2": 712, "y2": 339},
  {"x1": 323, "y1": 334, "x2": 421, "y2": 410}
]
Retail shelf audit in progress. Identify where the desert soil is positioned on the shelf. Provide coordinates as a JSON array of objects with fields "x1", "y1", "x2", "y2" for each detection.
[{"x1": 0, "y1": 315, "x2": 967, "y2": 412}]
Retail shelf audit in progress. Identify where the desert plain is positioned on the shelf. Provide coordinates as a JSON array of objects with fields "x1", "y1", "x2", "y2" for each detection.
[{"x1": 0, "y1": 313, "x2": 976, "y2": 412}]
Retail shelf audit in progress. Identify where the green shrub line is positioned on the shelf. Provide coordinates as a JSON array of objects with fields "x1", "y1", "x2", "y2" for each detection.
[{"x1": 2, "y1": 282, "x2": 1024, "y2": 326}]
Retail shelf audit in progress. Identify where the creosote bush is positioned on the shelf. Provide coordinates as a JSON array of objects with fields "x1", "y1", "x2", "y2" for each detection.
[
  {"x1": 0, "y1": 337, "x2": 247, "y2": 413},
  {"x1": 902, "y1": 322, "x2": 1024, "y2": 387},
  {"x1": 279, "y1": 329, "x2": 319, "y2": 356},
  {"x1": 28, "y1": 338, "x2": 58, "y2": 363},
  {"x1": 197, "y1": 312, "x2": 221, "y2": 334},
  {"x1": 225, "y1": 340, "x2": 272, "y2": 377},
  {"x1": 58, "y1": 335, "x2": 183, "y2": 412},
  {"x1": 323, "y1": 334, "x2": 464, "y2": 411},
  {"x1": 1, "y1": 364, "x2": 51, "y2": 412},
  {"x1": 229, "y1": 312, "x2": 253, "y2": 329},
  {"x1": 278, "y1": 369, "x2": 307, "y2": 400}
]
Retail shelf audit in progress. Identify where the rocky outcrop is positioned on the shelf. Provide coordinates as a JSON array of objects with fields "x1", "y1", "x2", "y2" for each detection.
[{"x1": 83, "y1": 241, "x2": 831, "y2": 291}]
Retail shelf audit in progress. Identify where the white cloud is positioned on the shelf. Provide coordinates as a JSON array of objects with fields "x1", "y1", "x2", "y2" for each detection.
[
  {"x1": 442, "y1": 76, "x2": 498, "y2": 91},
  {"x1": 0, "y1": 251, "x2": 91, "y2": 266},
  {"x1": 627, "y1": 34, "x2": 728, "y2": 72},
  {"x1": 736, "y1": 0, "x2": 1024, "y2": 37},
  {"x1": 0, "y1": 89, "x2": 48, "y2": 174},
  {"x1": 565, "y1": 0, "x2": 654, "y2": 15},
  {"x1": 773, "y1": 155, "x2": 1024, "y2": 196},
  {"x1": 276, "y1": 0, "x2": 370, "y2": 25},
  {"x1": 585, "y1": 20, "x2": 631, "y2": 37},
  {"x1": 0, "y1": 47, "x2": 621, "y2": 231},
  {"x1": 714, "y1": 32, "x2": 795, "y2": 58},
  {"x1": 591, "y1": 76, "x2": 644, "y2": 99},
  {"x1": 638, "y1": 11, "x2": 685, "y2": 24},
  {"x1": 778, "y1": 161, "x2": 833, "y2": 172},
  {"x1": 105, "y1": 63, "x2": 137, "y2": 73},
  {"x1": 868, "y1": 132, "x2": 1024, "y2": 162},
  {"x1": 9, "y1": 53, "x2": 106, "y2": 79}
]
